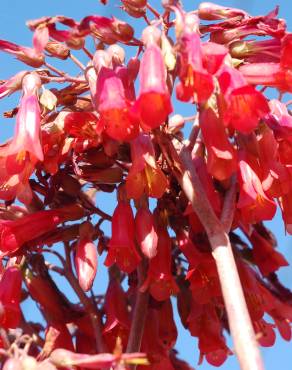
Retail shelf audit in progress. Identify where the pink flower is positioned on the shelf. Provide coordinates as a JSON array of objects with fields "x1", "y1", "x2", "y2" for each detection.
[{"x1": 6, "y1": 73, "x2": 43, "y2": 162}]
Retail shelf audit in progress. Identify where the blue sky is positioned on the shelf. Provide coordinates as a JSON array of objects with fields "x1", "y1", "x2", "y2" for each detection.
[{"x1": 0, "y1": 1, "x2": 292, "y2": 369}]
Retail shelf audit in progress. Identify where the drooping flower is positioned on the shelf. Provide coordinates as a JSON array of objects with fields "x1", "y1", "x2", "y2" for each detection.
[
  {"x1": 188, "y1": 302, "x2": 231, "y2": 367},
  {"x1": 105, "y1": 201, "x2": 141, "y2": 273},
  {"x1": 103, "y1": 278, "x2": 130, "y2": 351},
  {"x1": 217, "y1": 65, "x2": 270, "y2": 133},
  {"x1": 136, "y1": 26, "x2": 172, "y2": 130},
  {"x1": 250, "y1": 230, "x2": 288, "y2": 276},
  {"x1": 126, "y1": 133, "x2": 168, "y2": 199},
  {"x1": 140, "y1": 222, "x2": 178, "y2": 301},
  {"x1": 0, "y1": 204, "x2": 84, "y2": 256},
  {"x1": 6, "y1": 72, "x2": 43, "y2": 162},
  {"x1": 237, "y1": 151, "x2": 276, "y2": 224},
  {"x1": 0, "y1": 266, "x2": 22, "y2": 329},
  {"x1": 96, "y1": 66, "x2": 139, "y2": 141},
  {"x1": 135, "y1": 205, "x2": 158, "y2": 258},
  {"x1": 74, "y1": 222, "x2": 98, "y2": 292},
  {"x1": 0, "y1": 149, "x2": 35, "y2": 203},
  {"x1": 176, "y1": 31, "x2": 214, "y2": 103},
  {"x1": 200, "y1": 108, "x2": 237, "y2": 180}
]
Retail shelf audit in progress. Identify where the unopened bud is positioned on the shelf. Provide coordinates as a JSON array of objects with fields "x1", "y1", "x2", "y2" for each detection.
[
  {"x1": 66, "y1": 37, "x2": 85, "y2": 50},
  {"x1": 168, "y1": 114, "x2": 185, "y2": 133},
  {"x1": 185, "y1": 13, "x2": 199, "y2": 33},
  {"x1": 161, "y1": 34, "x2": 176, "y2": 71},
  {"x1": 142, "y1": 26, "x2": 161, "y2": 46},
  {"x1": 121, "y1": 0, "x2": 146, "y2": 18},
  {"x1": 22, "y1": 73, "x2": 41, "y2": 95},
  {"x1": 107, "y1": 44, "x2": 125, "y2": 65},
  {"x1": 21, "y1": 356, "x2": 38, "y2": 370},
  {"x1": 198, "y1": 2, "x2": 247, "y2": 20},
  {"x1": 111, "y1": 18, "x2": 134, "y2": 43},
  {"x1": 3, "y1": 358, "x2": 22, "y2": 370},
  {"x1": 79, "y1": 221, "x2": 95, "y2": 239},
  {"x1": 40, "y1": 88, "x2": 57, "y2": 110},
  {"x1": 45, "y1": 41, "x2": 70, "y2": 60},
  {"x1": 92, "y1": 50, "x2": 112, "y2": 73},
  {"x1": 127, "y1": 57, "x2": 140, "y2": 82},
  {"x1": 123, "y1": 0, "x2": 147, "y2": 7}
]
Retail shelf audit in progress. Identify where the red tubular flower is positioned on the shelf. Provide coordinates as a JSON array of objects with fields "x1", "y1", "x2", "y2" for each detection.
[
  {"x1": 136, "y1": 27, "x2": 172, "y2": 130},
  {"x1": 6, "y1": 73, "x2": 43, "y2": 162},
  {"x1": 178, "y1": 234, "x2": 222, "y2": 304},
  {"x1": 236, "y1": 260, "x2": 265, "y2": 322},
  {"x1": 201, "y1": 42, "x2": 228, "y2": 75},
  {"x1": 0, "y1": 204, "x2": 84, "y2": 256},
  {"x1": 217, "y1": 65, "x2": 270, "y2": 133},
  {"x1": 187, "y1": 302, "x2": 231, "y2": 367},
  {"x1": 200, "y1": 108, "x2": 237, "y2": 180},
  {"x1": 253, "y1": 319, "x2": 276, "y2": 347},
  {"x1": 140, "y1": 223, "x2": 178, "y2": 301},
  {"x1": 0, "y1": 266, "x2": 22, "y2": 329},
  {"x1": 96, "y1": 66, "x2": 139, "y2": 141},
  {"x1": 105, "y1": 201, "x2": 141, "y2": 273},
  {"x1": 157, "y1": 300, "x2": 178, "y2": 351},
  {"x1": 75, "y1": 223, "x2": 98, "y2": 292},
  {"x1": 239, "y1": 63, "x2": 292, "y2": 93},
  {"x1": 259, "y1": 284, "x2": 292, "y2": 341},
  {"x1": 250, "y1": 230, "x2": 288, "y2": 276},
  {"x1": 126, "y1": 133, "x2": 168, "y2": 199},
  {"x1": 64, "y1": 112, "x2": 101, "y2": 145},
  {"x1": 140, "y1": 307, "x2": 167, "y2": 364},
  {"x1": 0, "y1": 150, "x2": 35, "y2": 203},
  {"x1": 176, "y1": 31, "x2": 214, "y2": 103},
  {"x1": 186, "y1": 255, "x2": 222, "y2": 304},
  {"x1": 237, "y1": 151, "x2": 276, "y2": 224},
  {"x1": 257, "y1": 125, "x2": 291, "y2": 198},
  {"x1": 41, "y1": 118, "x2": 68, "y2": 175},
  {"x1": 135, "y1": 206, "x2": 158, "y2": 258},
  {"x1": 103, "y1": 279, "x2": 130, "y2": 351}
]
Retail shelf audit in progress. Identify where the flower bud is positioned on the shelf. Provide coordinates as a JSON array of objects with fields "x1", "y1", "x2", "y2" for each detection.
[
  {"x1": 168, "y1": 114, "x2": 185, "y2": 133},
  {"x1": 40, "y1": 89, "x2": 57, "y2": 110},
  {"x1": 161, "y1": 34, "x2": 176, "y2": 71},
  {"x1": 45, "y1": 41, "x2": 70, "y2": 60},
  {"x1": 142, "y1": 26, "x2": 161, "y2": 46},
  {"x1": 75, "y1": 224, "x2": 98, "y2": 292},
  {"x1": 20, "y1": 356, "x2": 38, "y2": 370},
  {"x1": 107, "y1": 44, "x2": 125, "y2": 65},
  {"x1": 3, "y1": 358, "x2": 22, "y2": 370},
  {"x1": 198, "y1": 2, "x2": 247, "y2": 20},
  {"x1": 121, "y1": 0, "x2": 146, "y2": 18}
]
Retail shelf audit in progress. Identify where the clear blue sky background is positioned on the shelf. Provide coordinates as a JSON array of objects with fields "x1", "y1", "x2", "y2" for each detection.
[{"x1": 0, "y1": 1, "x2": 292, "y2": 369}]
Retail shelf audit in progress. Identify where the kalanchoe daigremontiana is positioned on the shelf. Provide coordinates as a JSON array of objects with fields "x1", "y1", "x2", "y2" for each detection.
[{"x1": 1, "y1": 1, "x2": 292, "y2": 369}]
